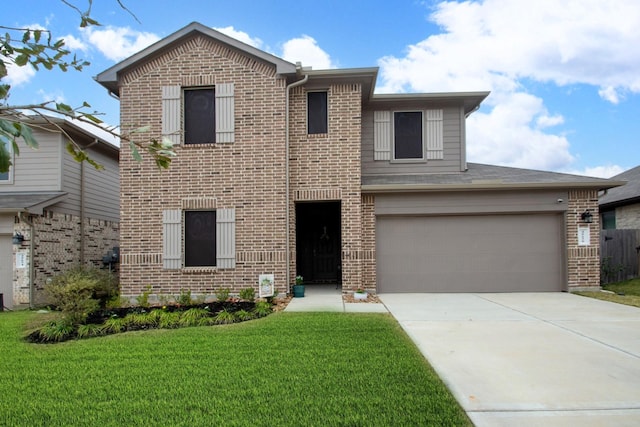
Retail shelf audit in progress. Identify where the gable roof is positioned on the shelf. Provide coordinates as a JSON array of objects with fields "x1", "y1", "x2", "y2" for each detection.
[
  {"x1": 0, "y1": 192, "x2": 67, "y2": 215},
  {"x1": 362, "y1": 163, "x2": 625, "y2": 192},
  {"x1": 95, "y1": 22, "x2": 298, "y2": 96},
  {"x1": 599, "y1": 165, "x2": 640, "y2": 208}
]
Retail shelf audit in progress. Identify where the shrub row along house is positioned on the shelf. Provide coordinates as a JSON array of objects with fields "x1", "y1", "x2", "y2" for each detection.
[
  {"x1": 94, "y1": 22, "x2": 621, "y2": 299},
  {"x1": 0, "y1": 117, "x2": 119, "y2": 309}
]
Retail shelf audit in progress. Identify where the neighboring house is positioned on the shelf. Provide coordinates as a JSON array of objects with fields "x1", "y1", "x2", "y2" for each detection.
[
  {"x1": 95, "y1": 22, "x2": 621, "y2": 298},
  {"x1": 0, "y1": 116, "x2": 119, "y2": 309},
  {"x1": 599, "y1": 165, "x2": 640, "y2": 229}
]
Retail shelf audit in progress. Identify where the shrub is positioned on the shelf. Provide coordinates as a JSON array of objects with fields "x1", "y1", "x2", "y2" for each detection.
[
  {"x1": 179, "y1": 308, "x2": 210, "y2": 327},
  {"x1": 177, "y1": 289, "x2": 193, "y2": 306},
  {"x1": 76, "y1": 323, "x2": 104, "y2": 339},
  {"x1": 45, "y1": 266, "x2": 118, "y2": 325},
  {"x1": 214, "y1": 309, "x2": 236, "y2": 324},
  {"x1": 253, "y1": 301, "x2": 272, "y2": 318},
  {"x1": 37, "y1": 319, "x2": 75, "y2": 342},
  {"x1": 136, "y1": 285, "x2": 152, "y2": 308},
  {"x1": 239, "y1": 287, "x2": 256, "y2": 302},
  {"x1": 235, "y1": 309, "x2": 254, "y2": 321},
  {"x1": 215, "y1": 288, "x2": 231, "y2": 302}
]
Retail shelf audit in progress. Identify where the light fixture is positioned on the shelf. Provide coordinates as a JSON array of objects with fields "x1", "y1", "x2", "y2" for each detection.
[
  {"x1": 580, "y1": 210, "x2": 593, "y2": 224},
  {"x1": 12, "y1": 232, "x2": 24, "y2": 245}
]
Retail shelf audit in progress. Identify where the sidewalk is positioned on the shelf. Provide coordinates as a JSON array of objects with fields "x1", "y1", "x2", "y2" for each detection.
[{"x1": 284, "y1": 285, "x2": 387, "y2": 313}]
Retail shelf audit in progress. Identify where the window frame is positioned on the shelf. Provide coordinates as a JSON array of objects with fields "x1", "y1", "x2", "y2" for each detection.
[
  {"x1": 392, "y1": 110, "x2": 425, "y2": 162},
  {"x1": 184, "y1": 210, "x2": 217, "y2": 267},
  {"x1": 183, "y1": 86, "x2": 216, "y2": 145},
  {"x1": 307, "y1": 90, "x2": 328, "y2": 135}
]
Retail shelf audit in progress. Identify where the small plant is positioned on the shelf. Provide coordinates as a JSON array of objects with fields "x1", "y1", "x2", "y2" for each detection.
[
  {"x1": 158, "y1": 311, "x2": 181, "y2": 329},
  {"x1": 214, "y1": 308, "x2": 237, "y2": 325},
  {"x1": 76, "y1": 323, "x2": 104, "y2": 339},
  {"x1": 295, "y1": 275, "x2": 304, "y2": 285},
  {"x1": 101, "y1": 317, "x2": 128, "y2": 334},
  {"x1": 253, "y1": 301, "x2": 272, "y2": 318},
  {"x1": 158, "y1": 294, "x2": 173, "y2": 306},
  {"x1": 239, "y1": 287, "x2": 256, "y2": 302},
  {"x1": 215, "y1": 287, "x2": 231, "y2": 302},
  {"x1": 177, "y1": 289, "x2": 193, "y2": 306},
  {"x1": 36, "y1": 319, "x2": 75, "y2": 342},
  {"x1": 235, "y1": 309, "x2": 255, "y2": 321},
  {"x1": 266, "y1": 290, "x2": 279, "y2": 304},
  {"x1": 136, "y1": 285, "x2": 152, "y2": 308},
  {"x1": 179, "y1": 308, "x2": 210, "y2": 327},
  {"x1": 355, "y1": 287, "x2": 366, "y2": 294}
]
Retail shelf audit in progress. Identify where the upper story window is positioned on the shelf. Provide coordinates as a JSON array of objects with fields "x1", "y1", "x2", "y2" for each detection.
[
  {"x1": 184, "y1": 88, "x2": 215, "y2": 144},
  {"x1": 601, "y1": 210, "x2": 616, "y2": 230},
  {"x1": 307, "y1": 91, "x2": 328, "y2": 134},
  {"x1": 0, "y1": 139, "x2": 13, "y2": 183},
  {"x1": 374, "y1": 109, "x2": 444, "y2": 162},
  {"x1": 161, "y1": 83, "x2": 235, "y2": 145},
  {"x1": 394, "y1": 111, "x2": 423, "y2": 160}
]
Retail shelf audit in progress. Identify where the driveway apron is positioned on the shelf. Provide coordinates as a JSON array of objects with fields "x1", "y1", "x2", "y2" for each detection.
[{"x1": 379, "y1": 292, "x2": 640, "y2": 427}]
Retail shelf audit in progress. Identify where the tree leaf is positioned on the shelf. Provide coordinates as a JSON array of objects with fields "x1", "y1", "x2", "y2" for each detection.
[
  {"x1": 0, "y1": 118, "x2": 20, "y2": 137},
  {"x1": 56, "y1": 103, "x2": 73, "y2": 113},
  {"x1": 0, "y1": 141, "x2": 11, "y2": 174},
  {"x1": 34, "y1": 30, "x2": 42, "y2": 43},
  {"x1": 129, "y1": 141, "x2": 142, "y2": 162},
  {"x1": 14, "y1": 54, "x2": 29, "y2": 67},
  {"x1": 18, "y1": 124, "x2": 38, "y2": 149}
]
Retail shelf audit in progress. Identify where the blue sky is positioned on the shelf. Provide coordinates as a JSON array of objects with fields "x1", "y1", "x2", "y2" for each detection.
[{"x1": 4, "y1": 0, "x2": 640, "y2": 178}]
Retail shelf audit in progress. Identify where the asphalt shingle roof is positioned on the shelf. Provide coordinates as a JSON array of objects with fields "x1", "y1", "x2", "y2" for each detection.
[{"x1": 598, "y1": 165, "x2": 640, "y2": 207}]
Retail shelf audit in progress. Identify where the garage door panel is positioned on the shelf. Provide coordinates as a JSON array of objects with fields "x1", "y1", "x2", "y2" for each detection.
[{"x1": 377, "y1": 214, "x2": 564, "y2": 293}]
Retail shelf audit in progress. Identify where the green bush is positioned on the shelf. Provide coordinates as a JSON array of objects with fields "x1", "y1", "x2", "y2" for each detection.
[
  {"x1": 239, "y1": 287, "x2": 256, "y2": 302},
  {"x1": 176, "y1": 289, "x2": 193, "y2": 306},
  {"x1": 45, "y1": 266, "x2": 118, "y2": 325},
  {"x1": 135, "y1": 285, "x2": 152, "y2": 308},
  {"x1": 215, "y1": 287, "x2": 231, "y2": 302}
]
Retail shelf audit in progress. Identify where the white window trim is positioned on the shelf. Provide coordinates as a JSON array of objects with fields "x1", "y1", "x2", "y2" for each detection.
[{"x1": 0, "y1": 142, "x2": 14, "y2": 184}]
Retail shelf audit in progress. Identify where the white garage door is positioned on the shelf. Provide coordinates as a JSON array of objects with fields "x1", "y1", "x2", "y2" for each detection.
[{"x1": 377, "y1": 214, "x2": 564, "y2": 293}]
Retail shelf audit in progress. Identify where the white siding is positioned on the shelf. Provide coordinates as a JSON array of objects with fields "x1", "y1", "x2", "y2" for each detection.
[{"x1": 6, "y1": 131, "x2": 62, "y2": 191}]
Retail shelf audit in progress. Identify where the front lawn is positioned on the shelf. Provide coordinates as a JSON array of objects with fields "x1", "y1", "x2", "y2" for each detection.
[
  {"x1": 575, "y1": 277, "x2": 640, "y2": 307},
  {"x1": 0, "y1": 310, "x2": 470, "y2": 426}
]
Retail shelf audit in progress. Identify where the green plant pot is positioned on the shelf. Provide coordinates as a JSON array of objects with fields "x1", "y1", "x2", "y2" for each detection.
[{"x1": 292, "y1": 284, "x2": 305, "y2": 298}]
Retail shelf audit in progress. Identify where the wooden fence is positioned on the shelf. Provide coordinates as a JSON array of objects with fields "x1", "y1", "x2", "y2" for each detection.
[{"x1": 600, "y1": 229, "x2": 640, "y2": 284}]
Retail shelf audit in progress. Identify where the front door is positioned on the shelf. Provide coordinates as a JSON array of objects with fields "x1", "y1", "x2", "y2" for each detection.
[{"x1": 296, "y1": 202, "x2": 341, "y2": 284}]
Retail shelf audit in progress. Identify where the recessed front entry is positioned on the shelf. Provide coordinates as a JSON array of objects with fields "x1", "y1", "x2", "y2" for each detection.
[{"x1": 296, "y1": 202, "x2": 341, "y2": 285}]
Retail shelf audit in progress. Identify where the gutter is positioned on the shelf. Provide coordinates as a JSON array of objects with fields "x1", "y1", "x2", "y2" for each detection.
[
  {"x1": 361, "y1": 180, "x2": 628, "y2": 194},
  {"x1": 18, "y1": 212, "x2": 35, "y2": 309},
  {"x1": 285, "y1": 68, "x2": 308, "y2": 291}
]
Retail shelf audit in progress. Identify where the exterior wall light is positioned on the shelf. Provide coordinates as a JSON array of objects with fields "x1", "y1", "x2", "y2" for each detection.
[
  {"x1": 12, "y1": 232, "x2": 24, "y2": 245},
  {"x1": 580, "y1": 210, "x2": 593, "y2": 224}
]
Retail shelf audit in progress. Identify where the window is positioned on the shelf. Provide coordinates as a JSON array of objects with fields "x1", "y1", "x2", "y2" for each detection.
[
  {"x1": 0, "y1": 139, "x2": 12, "y2": 183},
  {"x1": 184, "y1": 211, "x2": 217, "y2": 266},
  {"x1": 394, "y1": 111, "x2": 423, "y2": 159},
  {"x1": 162, "y1": 83, "x2": 235, "y2": 145},
  {"x1": 307, "y1": 91, "x2": 328, "y2": 134},
  {"x1": 162, "y1": 208, "x2": 236, "y2": 269},
  {"x1": 373, "y1": 109, "x2": 443, "y2": 161},
  {"x1": 184, "y1": 88, "x2": 215, "y2": 145},
  {"x1": 601, "y1": 210, "x2": 616, "y2": 230}
]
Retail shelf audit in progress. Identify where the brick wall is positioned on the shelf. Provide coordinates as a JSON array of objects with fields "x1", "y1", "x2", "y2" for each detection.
[
  {"x1": 119, "y1": 35, "x2": 290, "y2": 298},
  {"x1": 360, "y1": 194, "x2": 376, "y2": 292},
  {"x1": 566, "y1": 189, "x2": 601, "y2": 290},
  {"x1": 289, "y1": 84, "x2": 363, "y2": 292},
  {"x1": 12, "y1": 211, "x2": 119, "y2": 305}
]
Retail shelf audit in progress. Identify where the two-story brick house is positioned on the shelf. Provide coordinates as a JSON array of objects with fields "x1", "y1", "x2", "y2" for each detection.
[
  {"x1": 0, "y1": 116, "x2": 119, "y2": 309},
  {"x1": 96, "y1": 22, "x2": 620, "y2": 299}
]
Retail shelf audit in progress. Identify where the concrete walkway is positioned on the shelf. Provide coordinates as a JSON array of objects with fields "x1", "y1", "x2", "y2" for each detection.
[
  {"x1": 379, "y1": 292, "x2": 640, "y2": 426},
  {"x1": 284, "y1": 285, "x2": 387, "y2": 313}
]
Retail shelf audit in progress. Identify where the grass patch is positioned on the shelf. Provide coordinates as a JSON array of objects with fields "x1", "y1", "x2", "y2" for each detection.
[
  {"x1": 575, "y1": 277, "x2": 640, "y2": 308},
  {"x1": 0, "y1": 310, "x2": 469, "y2": 426}
]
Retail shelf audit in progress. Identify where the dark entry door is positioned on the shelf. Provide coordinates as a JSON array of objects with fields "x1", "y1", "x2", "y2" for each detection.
[{"x1": 296, "y1": 202, "x2": 341, "y2": 284}]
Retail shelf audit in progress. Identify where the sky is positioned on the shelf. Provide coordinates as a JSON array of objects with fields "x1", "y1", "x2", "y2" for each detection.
[{"x1": 3, "y1": 0, "x2": 640, "y2": 178}]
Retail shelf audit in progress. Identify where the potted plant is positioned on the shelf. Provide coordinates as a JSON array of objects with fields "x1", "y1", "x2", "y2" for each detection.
[
  {"x1": 353, "y1": 287, "x2": 368, "y2": 300},
  {"x1": 292, "y1": 275, "x2": 305, "y2": 298}
]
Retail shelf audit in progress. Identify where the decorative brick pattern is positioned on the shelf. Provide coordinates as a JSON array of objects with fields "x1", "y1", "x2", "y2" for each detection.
[{"x1": 361, "y1": 195, "x2": 376, "y2": 292}]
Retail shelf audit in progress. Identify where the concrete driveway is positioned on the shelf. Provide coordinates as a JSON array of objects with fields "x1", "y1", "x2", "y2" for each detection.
[{"x1": 378, "y1": 292, "x2": 640, "y2": 426}]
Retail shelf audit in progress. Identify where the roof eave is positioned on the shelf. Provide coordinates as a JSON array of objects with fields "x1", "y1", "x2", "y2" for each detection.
[
  {"x1": 369, "y1": 91, "x2": 490, "y2": 114},
  {"x1": 362, "y1": 180, "x2": 627, "y2": 194}
]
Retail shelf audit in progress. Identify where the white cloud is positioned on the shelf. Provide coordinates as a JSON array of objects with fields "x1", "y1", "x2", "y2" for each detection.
[
  {"x1": 281, "y1": 35, "x2": 334, "y2": 69},
  {"x1": 60, "y1": 34, "x2": 88, "y2": 52},
  {"x1": 377, "y1": 0, "x2": 640, "y2": 172},
  {"x1": 214, "y1": 26, "x2": 263, "y2": 48},
  {"x1": 565, "y1": 165, "x2": 627, "y2": 179},
  {"x1": 37, "y1": 89, "x2": 66, "y2": 104},
  {"x1": 83, "y1": 26, "x2": 160, "y2": 62},
  {"x1": 5, "y1": 61, "x2": 36, "y2": 87}
]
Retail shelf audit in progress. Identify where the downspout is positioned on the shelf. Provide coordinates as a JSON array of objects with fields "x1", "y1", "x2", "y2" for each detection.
[
  {"x1": 285, "y1": 69, "x2": 308, "y2": 291},
  {"x1": 19, "y1": 212, "x2": 34, "y2": 308}
]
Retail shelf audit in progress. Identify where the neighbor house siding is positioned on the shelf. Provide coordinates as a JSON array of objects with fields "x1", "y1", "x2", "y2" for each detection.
[
  {"x1": 615, "y1": 203, "x2": 640, "y2": 229},
  {"x1": 7, "y1": 133, "x2": 62, "y2": 191},
  {"x1": 119, "y1": 34, "x2": 289, "y2": 297}
]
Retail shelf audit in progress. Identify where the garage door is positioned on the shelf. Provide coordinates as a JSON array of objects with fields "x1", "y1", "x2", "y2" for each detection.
[{"x1": 377, "y1": 214, "x2": 564, "y2": 293}]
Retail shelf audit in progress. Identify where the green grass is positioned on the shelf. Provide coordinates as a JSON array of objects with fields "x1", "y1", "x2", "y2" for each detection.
[
  {"x1": 0, "y1": 310, "x2": 470, "y2": 426},
  {"x1": 575, "y1": 277, "x2": 640, "y2": 307}
]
